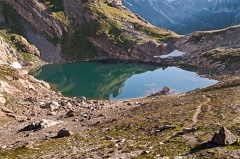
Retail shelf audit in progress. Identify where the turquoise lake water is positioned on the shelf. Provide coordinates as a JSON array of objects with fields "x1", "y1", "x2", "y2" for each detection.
[{"x1": 31, "y1": 62, "x2": 218, "y2": 100}]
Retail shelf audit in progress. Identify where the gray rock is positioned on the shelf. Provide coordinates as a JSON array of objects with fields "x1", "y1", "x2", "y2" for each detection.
[
  {"x1": 182, "y1": 127, "x2": 197, "y2": 134},
  {"x1": 25, "y1": 97, "x2": 37, "y2": 103},
  {"x1": 80, "y1": 96, "x2": 86, "y2": 102},
  {"x1": 149, "y1": 86, "x2": 170, "y2": 96},
  {"x1": 211, "y1": 126, "x2": 236, "y2": 145},
  {"x1": 20, "y1": 119, "x2": 62, "y2": 131},
  {"x1": 66, "y1": 110, "x2": 75, "y2": 117},
  {"x1": 57, "y1": 128, "x2": 73, "y2": 137},
  {"x1": 41, "y1": 101, "x2": 60, "y2": 111}
]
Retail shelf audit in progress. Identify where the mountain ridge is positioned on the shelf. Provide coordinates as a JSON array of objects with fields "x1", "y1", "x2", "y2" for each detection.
[{"x1": 123, "y1": 0, "x2": 240, "y2": 34}]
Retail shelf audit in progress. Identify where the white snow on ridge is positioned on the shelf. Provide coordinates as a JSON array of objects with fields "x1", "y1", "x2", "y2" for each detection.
[
  {"x1": 159, "y1": 50, "x2": 186, "y2": 58},
  {"x1": 11, "y1": 62, "x2": 22, "y2": 69}
]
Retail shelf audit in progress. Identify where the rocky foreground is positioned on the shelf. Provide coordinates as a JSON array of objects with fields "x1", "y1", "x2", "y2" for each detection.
[{"x1": 0, "y1": 62, "x2": 240, "y2": 158}]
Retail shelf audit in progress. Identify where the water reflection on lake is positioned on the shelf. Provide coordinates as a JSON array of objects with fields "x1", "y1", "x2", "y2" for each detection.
[{"x1": 31, "y1": 62, "x2": 218, "y2": 100}]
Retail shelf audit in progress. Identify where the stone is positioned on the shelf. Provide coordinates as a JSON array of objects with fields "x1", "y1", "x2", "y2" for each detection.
[
  {"x1": 0, "y1": 96, "x2": 6, "y2": 104},
  {"x1": 20, "y1": 119, "x2": 62, "y2": 131},
  {"x1": 1, "y1": 106, "x2": 13, "y2": 113},
  {"x1": 66, "y1": 110, "x2": 75, "y2": 117},
  {"x1": 57, "y1": 128, "x2": 73, "y2": 138},
  {"x1": 149, "y1": 86, "x2": 170, "y2": 96},
  {"x1": 182, "y1": 127, "x2": 197, "y2": 134},
  {"x1": 25, "y1": 97, "x2": 37, "y2": 103},
  {"x1": 160, "y1": 86, "x2": 170, "y2": 94},
  {"x1": 41, "y1": 101, "x2": 60, "y2": 111},
  {"x1": 211, "y1": 126, "x2": 236, "y2": 145},
  {"x1": 79, "y1": 96, "x2": 86, "y2": 102}
]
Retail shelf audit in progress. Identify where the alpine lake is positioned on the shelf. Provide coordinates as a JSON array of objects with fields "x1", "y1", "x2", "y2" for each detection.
[{"x1": 30, "y1": 61, "x2": 218, "y2": 100}]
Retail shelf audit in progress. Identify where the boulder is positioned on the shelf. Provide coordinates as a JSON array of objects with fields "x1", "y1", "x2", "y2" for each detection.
[
  {"x1": 211, "y1": 126, "x2": 236, "y2": 145},
  {"x1": 149, "y1": 86, "x2": 170, "y2": 96},
  {"x1": 41, "y1": 101, "x2": 60, "y2": 111},
  {"x1": 20, "y1": 119, "x2": 62, "y2": 131},
  {"x1": 0, "y1": 97, "x2": 6, "y2": 104},
  {"x1": 66, "y1": 110, "x2": 75, "y2": 117},
  {"x1": 57, "y1": 128, "x2": 73, "y2": 138},
  {"x1": 25, "y1": 97, "x2": 37, "y2": 103}
]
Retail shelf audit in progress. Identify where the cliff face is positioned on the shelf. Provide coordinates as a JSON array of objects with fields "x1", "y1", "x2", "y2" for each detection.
[{"x1": 2, "y1": 0, "x2": 64, "y2": 39}]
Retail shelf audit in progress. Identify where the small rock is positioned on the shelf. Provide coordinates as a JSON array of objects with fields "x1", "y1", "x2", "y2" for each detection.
[
  {"x1": 80, "y1": 96, "x2": 86, "y2": 102},
  {"x1": 1, "y1": 145, "x2": 7, "y2": 149},
  {"x1": 25, "y1": 97, "x2": 37, "y2": 103},
  {"x1": 211, "y1": 126, "x2": 236, "y2": 145},
  {"x1": 66, "y1": 110, "x2": 75, "y2": 117},
  {"x1": 182, "y1": 127, "x2": 197, "y2": 134},
  {"x1": 47, "y1": 111, "x2": 57, "y2": 116},
  {"x1": 0, "y1": 97, "x2": 6, "y2": 104},
  {"x1": 106, "y1": 136, "x2": 112, "y2": 140},
  {"x1": 1, "y1": 106, "x2": 13, "y2": 113},
  {"x1": 66, "y1": 102, "x2": 72, "y2": 107},
  {"x1": 57, "y1": 128, "x2": 73, "y2": 138},
  {"x1": 127, "y1": 102, "x2": 133, "y2": 106},
  {"x1": 149, "y1": 86, "x2": 170, "y2": 96},
  {"x1": 41, "y1": 101, "x2": 60, "y2": 111}
]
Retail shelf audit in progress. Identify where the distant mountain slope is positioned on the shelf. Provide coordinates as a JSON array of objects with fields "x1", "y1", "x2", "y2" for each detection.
[{"x1": 122, "y1": 0, "x2": 240, "y2": 34}]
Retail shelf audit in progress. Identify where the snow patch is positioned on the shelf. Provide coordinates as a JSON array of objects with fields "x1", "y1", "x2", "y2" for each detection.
[
  {"x1": 11, "y1": 62, "x2": 22, "y2": 69},
  {"x1": 159, "y1": 50, "x2": 186, "y2": 58}
]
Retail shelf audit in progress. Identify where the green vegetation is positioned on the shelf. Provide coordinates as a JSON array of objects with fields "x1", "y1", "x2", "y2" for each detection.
[
  {"x1": 21, "y1": 53, "x2": 39, "y2": 63},
  {"x1": 202, "y1": 48, "x2": 240, "y2": 64},
  {"x1": 80, "y1": 1, "x2": 179, "y2": 51},
  {"x1": 0, "y1": 29, "x2": 42, "y2": 67},
  {"x1": 0, "y1": 29, "x2": 36, "y2": 53},
  {"x1": 43, "y1": 0, "x2": 68, "y2": 26}
]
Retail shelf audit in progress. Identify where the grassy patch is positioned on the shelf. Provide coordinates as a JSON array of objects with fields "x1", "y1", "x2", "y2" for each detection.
[
  {"x1": 201, "y1": 48, "x2": 240, "y2": 64},
  {"x1": 43, "y1": 0, "x2": 68, "y2": 25}
]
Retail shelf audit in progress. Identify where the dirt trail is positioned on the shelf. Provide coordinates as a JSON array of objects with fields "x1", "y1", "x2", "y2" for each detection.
[
  {"x1": 163, "y1": 95, "x2": 211, "y2": 143},
  {"x1": 190, "y1": 95, "x2": 211, "y2": 127}
]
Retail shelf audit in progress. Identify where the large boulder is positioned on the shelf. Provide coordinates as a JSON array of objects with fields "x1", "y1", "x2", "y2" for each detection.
[
  {"x1": 20, "y1": 119, "x2": 62, "y2": 131},
  {"x1": 149, "y1": 86, "x2": 170, "y2": 96},
  {"x1": 211, "y1": 126, "x2": 236, "y2": 145}
]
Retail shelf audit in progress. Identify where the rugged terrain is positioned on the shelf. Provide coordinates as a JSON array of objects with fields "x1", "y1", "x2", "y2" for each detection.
[
  {"x1": 0, "y1": 0, "x2": 239, "y2": 158},
  {"x1": 0, "y1": 0, "x2": 179, "y2": 62}
]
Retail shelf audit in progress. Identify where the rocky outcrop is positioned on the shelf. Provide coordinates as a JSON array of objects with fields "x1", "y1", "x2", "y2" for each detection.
[
  {"x1": 0, "y1": 37, "x2": 19, "y2": 65},
  {"x1": 174, "y1": 25, "x2": 240, "y2": 54},
  {"x1": 211, "y1": 126, "x2": 236, "y2": 145},
  {"x1": 1, "y1": 0, "x2": 65, "y2": 40}
]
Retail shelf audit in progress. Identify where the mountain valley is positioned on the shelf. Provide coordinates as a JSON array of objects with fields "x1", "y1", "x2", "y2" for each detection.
[{"x1": 0, "y1": 0, "x2": 239, "y2": 158}]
